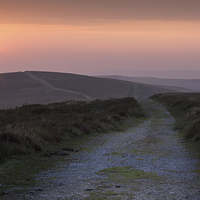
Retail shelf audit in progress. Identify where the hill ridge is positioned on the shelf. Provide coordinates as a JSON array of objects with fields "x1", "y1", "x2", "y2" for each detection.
[{"x1": 0, "y1": 71, "x2": 193, "y2": 109}]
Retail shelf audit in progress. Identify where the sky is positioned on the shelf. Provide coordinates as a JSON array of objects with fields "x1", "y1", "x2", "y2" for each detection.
[{"x1": 0, "y1": 0, "x2": 200, "y2": 76}]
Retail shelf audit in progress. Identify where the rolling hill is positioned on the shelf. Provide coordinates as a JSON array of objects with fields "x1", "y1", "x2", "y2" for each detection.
[
  {"x1": 100, "y1": 75, "x2": 200, "y2": 92},
  {"x1": 0, "y1": 71, "x2": 194, "y2": 109}
]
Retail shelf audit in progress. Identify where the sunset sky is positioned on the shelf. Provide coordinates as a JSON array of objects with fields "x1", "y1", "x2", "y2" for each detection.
[{"x1": 0, "y1": 0, "x2": 200, "y2": 75}]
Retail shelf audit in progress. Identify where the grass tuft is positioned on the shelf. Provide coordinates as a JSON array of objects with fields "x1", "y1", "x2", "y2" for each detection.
[
  {"x1": 0, "y1": 97, "x2": 144, "y2": 163},
  {"x1": 149, "y1": 93, "x2": 200, "y2": 141},
  {"x1": 97, "y1": 166, "x2": 161, "y2": 183}
]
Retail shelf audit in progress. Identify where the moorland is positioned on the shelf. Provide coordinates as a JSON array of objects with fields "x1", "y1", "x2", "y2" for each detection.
[
  {"x1": 0, "y1": 71, "x2": 193, "y2": 109},
  {"x1": 0, "y1": 71, "x2": 200, "y2": 199},
  {"x1": 102, "y1": 75, "x2": 200, "y2": 92},
  {"x1": 0, "y1": 97, "x2": 144, "y2": 163},
  {"x1": 1, "y1": 71, "x2": 200, "y2": 161},
  {"x1": 150, "y1": 93, "x2": 200, "y2": 142}
]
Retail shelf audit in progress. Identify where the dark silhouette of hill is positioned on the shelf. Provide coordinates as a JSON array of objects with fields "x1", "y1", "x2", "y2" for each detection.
[{"x1": 0, "y1": 71, "x2": 190, "y2": 109}]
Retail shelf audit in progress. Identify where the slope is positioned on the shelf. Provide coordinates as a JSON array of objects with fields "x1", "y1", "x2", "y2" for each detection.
[
  {"x1": 0, "y1": 71, "x2": 185, "y2": 109},
  {"x1": 26, "y1": 71, "x2": 182, "y2": 100},
  {"x1": 101, "y1": 75, "x2": 200, "y2": 92},
  {"x1": 0, "y1": 72, "x2": 86, "y2": 109}
]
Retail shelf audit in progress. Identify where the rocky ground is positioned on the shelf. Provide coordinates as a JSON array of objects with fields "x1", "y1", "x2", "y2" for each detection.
[{"x1": 2, "y1": 101, "x2": 200, "y2": 199}]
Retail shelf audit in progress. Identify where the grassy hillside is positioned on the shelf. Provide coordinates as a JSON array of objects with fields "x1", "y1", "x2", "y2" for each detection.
[
  {"x1": 26, "y1": 71, "x2": 139, "y2": 99},
  {"x1": 26, "y1": 71, "x2": 183, "y2": 100},
  {"x1": 0, "y1": 72, "x2": 84, "y2": 109},
  {"x1": 0, "y1": 71, "x2": 190, "y2": 110},
  {"x1": 149, "y1": 93, "x2": 200, "y2": 141},
  {"x1": 95, "y1": 70, "x2": 200, "y2": 79},
  {"x1": 0, "y1": 97, "x2": 144, "y2": 163},
  {"x1": 0, "y1": 71, "x2": 140, "y2": 109},
  {"x1": 102, "y1": 75, "x2": 200, "y2": 92}
]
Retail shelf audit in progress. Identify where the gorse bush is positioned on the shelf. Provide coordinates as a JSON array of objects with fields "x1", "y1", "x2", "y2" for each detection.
[{"x1": 0, "y1": 97, "x2": 144, "y2": 162}]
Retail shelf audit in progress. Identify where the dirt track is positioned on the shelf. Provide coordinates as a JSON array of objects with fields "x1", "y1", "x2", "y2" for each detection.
[
  {"x1": 6, "y1": 101, "x2": 200, "y2": 199},
  {"x1": 25, "y1": 71, "x2": 91, "y2": 100}
]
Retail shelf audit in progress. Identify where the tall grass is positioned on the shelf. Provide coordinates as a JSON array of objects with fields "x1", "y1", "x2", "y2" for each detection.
[
  {"x1": 0, "y1": 97, "x2": 144, "y2": 162},
  {"x1": 149, "y1": 93, "x2": 200, "y2": 141}
]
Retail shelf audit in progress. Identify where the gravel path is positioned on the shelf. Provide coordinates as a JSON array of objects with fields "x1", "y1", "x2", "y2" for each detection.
[{"x1": 9, "y1": 101, "x2": 200, "y2": 199}]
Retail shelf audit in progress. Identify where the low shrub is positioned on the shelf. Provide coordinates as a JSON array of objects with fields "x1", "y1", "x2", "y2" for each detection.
[
  {"x1": 149, "y1": 93, "x2": 200, "y2": 141},
  {"x1": 187, "y1": 120, "x2": 200, "y2": 141},
  {"x1": 0, "y1": 97, "x2": 144, "y2": 162}
]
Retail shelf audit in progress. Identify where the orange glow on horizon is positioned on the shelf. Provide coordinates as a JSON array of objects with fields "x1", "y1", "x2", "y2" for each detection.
[
  {"x1": 0, "y1": 20, "x2": 200, "y2": 73},
  {"x1": 1, "y1": 21, "x2": 200, "y2": 53}
]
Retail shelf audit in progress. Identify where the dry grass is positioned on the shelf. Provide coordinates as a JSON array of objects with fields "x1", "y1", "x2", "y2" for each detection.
[
  {"x1": 149, "y1": 93, "x2": 200, "y2": 141},
  {"x1": 0, "y1": 97, "x2": 144, "y2": 163}
]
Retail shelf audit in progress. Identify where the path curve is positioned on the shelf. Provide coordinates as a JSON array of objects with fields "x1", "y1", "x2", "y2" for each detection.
[
  {"x1": 11, "y1": 101, "x2": 200, "y2": 199},
  {"x1": 25, "y1": 71, "x2": 92, "y2": 100}
]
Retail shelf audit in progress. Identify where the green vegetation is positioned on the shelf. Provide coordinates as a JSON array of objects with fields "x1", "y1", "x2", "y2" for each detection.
[
  {"x1": 85, "y1": 166, "x2": 161, "y2": 200},
  {"x1": 97, "y1": 166, "x2": 161, "y2": 183},
  {"x1": 0, "y1": 154, "x2": 59, "y2": 195},
  {"x1": 149, "y1": 93, "x2": 200, "y2": 141},
  {"x1": 0, "y1": 97, "x2": 144, "y2": 163}
]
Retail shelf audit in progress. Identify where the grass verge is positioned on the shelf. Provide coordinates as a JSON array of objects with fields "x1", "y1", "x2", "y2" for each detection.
[
  {"x1": 0, "y1": 97, "x2": 144, "y2": 163},
  {"x1": 149, "y1": 93, "x2": 200, "y2": 141},
  {"x1": 0, "y1": 97, "x2": 145, "y2": 196}
]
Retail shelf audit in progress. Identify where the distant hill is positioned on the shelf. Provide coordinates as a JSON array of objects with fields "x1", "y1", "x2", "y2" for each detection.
[
  {"x1": 100, "y1": 75, "x2": 200, "y2": 92},
  {"x1": 93, "y1": 70, "x2": 200, "y2": 79},
  {"x1": 0, "y1": 71, "x2": 192, "y2": 109}
]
